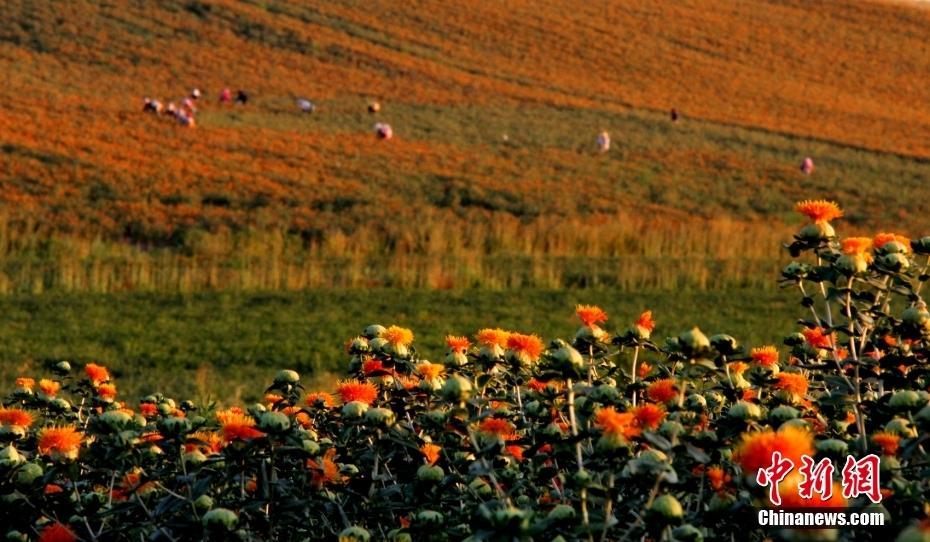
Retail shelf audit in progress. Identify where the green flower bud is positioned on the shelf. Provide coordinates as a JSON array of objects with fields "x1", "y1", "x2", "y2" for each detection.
[
  {"x1": 710, "y1": 334, "x2": 739, "y2": 355},
  {"x1": 273, "y1": 370, "x2": 300, "y2": 386},
  {"x1": 49, "y1": 398, "x2": 71, "y2": 412},
  {"x1": 782, "y1": 261, "x2": 811, "y2": 280},
  {"x1": 363, "y1": 407, "x2": 396, "y2": 428},
  {"x1": 368, "y1": 338, "x2": 388, "y2": 353},
  {"x1": 97, "y1": 410, "x2": 134, "y2": 432},
  {"x1": 363, "y1": 325, "x2": 385, "y2": 339},
  {"x1": 679, "y1": 327, "x2": 711, "y2": 356},
  {"x1": 836, "y1": 254, "x2": 868, "y2": 276},
  {"x1": 444, "y1": 351, "x2": 468, "y2": 368},
  {"x1": 415, "y1": 510, "x2": 444, "y2": 528},
  {"x1": 885, "y1": 418, "x2": 917, "y2": 438},
  {"x1": 416, "y1": 464, "x2": 444, "y2": 483},
  {"x1": 183, "y1": 450, "x2": 208, "y2": 467},
  {"x1": 816, "y1": 439, "x2": 849, "y2": 458},
  {"x1": 159, "y1": 416, "x2": 192, "y2": 437},
  {"x1": 0, "y1": 445, "x2": 26, "y2": 468},
  {"x1": 889, "y1": 390, "x2": 926, "y2": 412},
  {"x1": 673, "y1": 524, "x2": 703, "y2": 542},
  {"x1": 783, "y1": 332, "x2": 807, "y2": 346},
  {"x1": 54, "y1": 361, "x2": 72, "y2": 374},
  {"x1": 549, "y1": 344, "x2": 586, "y2": 377},
  {"x1": 798, "y1": 222, "x2": 834, "y2": 242},
  {"x1": 202, "y1": 508, "x2": 238, "y2": 531},
  {"x1": 338, "y1": 526, "x2": 371, "y2": 542},
  {"x1": 194, "y1": 494, "x2": 214, "y2": 512},
  {"x1": 769, "y1": 405, "x2": 800, "y2": 424},
  {"x1": 302, "y1": 439, "x2": 320, "y2": 455},
  {"x1": 14, "y1": 462, "x2": 43, "y2": 488},
  {"x1": 911, "y1": 237, "x2": 930, "y2": 255},
  {"x1": 342, "y1": 401, "x2": 369, "y2": 419},
  {"x1": 469, "y1": 477, "x2": 493, "y2": 497},
  {"x1": 649, "y1": 494, "x2": 684, "y2": 523},
  {"x1": 441, "y1": 375, "x2": 472, "y2": 403},
  {"x1": 4, "y1": 530, "x2": 27, "y2": 542},
  {"x1": 546, "y1": 504, "x2": 576, "y2": 522},
  {"x1": 259, "y1": 411, "x2": 291, "y2": 433},
  {"x1": 879, "y1": 253, "x2": 909, "y2": 272},
  {"x1": 728, "y1": 401, "x2": 762, "y2": 420}
]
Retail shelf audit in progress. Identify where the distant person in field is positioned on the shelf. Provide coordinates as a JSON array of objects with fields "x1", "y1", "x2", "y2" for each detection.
[
  {"x1": 165, "y1": 102, "x2": 178, "y2": 116},
  {"x1": 671, "y1": 108, "x2": 679, "y2": 122},
  {"x1": 235, "y1": 90, "x2": 249, "y2": 104},
  {"x1": 219, "y1": 88, "x2": 232, "y2": 104},
  {"x1": 191, "y1": 88, "x2": 201, "y2": 100},
  {"x1": 374, "y1": 122, "x2": 393, "y2": 140},
  {"x1": 176, "y1": 111, "x2": 195, "y2": 128},
  {"x1": 143, "y1": 98, "x2": 163, "y2": 114},
  {"x1": 368, "y1": 101, "x2": 381, "y2": 114},
  {"x1": 181, "y1": 98, "x2": 196, "y2": 115},
  {"x1": 597, "y1": 131, "x2": 610, "y2": 153},
  {"x1": 800, "y1": 157, "x2": 814, "y2": 175},
  {"x1": 297, "y1": 98, "x2": 315, "y2": 113}
]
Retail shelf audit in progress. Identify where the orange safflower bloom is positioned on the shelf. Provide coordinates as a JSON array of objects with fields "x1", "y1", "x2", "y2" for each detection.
[
  {"x1": 420, "y1": 443, "x2": 441, "y2": 465},
  {"x1": 842, "y1": 237, "x2": 873, "y2": 257},
  {"x1": 0, "y1": 407, "x2": 34, "y2": 428},
  {"x1": 15, "y1": 377, "x2": 35, "y2": 390},
  {"x1": 873, "y1": 232, "x2": 910, "y2": 252},
  {"x1": 38, "y1": 379, "x2": 60, "y2": 397},
  {"x1": 506, "y1": 333, "x2": 544, "y2": 361},
  {"x1": 217, "y1": 409, "x2": 264, "y2": 442},
  {"x1": 307, "y1": 448, "x2": 344, "y2": 488},
  {"x1": 795, "y1": 200, "x2": 843, "y2": 224},
  {"x1": 139, "y1": 403, "x2": 158, "y2": 417},
  {"x1": 396, "y1": 375, "x2": 420, "y2": 390},
  {"x1": 706, "y1": 466, "x2": 731, "y2": 492},
  {"x1": 112, "y1": 470, "x2": 156, "y2": 501},
  {"x1": 37, "y1": 523, "x2": 76, "y2": 542},
  {"x1": 774, "y1": 471, "x2": 847, "y2": 509},
  {"x1": 646, "y1": 379, "x2": 678, "y2": 403},
  {"x1": 631, "y1": 403, "x2": 666, "y2": 430},
  {"x1": 185, "y1": 431, "x2": 224, "y2": 454},
  {"x1": 774, "y1": 372, "x2": 809, "y2": 398},
  {"x1": 734, "y1": 425, "x2": 814, "y2": 472},
  {"x1": 802, "y1": 327, "x2": 833, "y2": 348},
  {"x1": 44, "y1": 483, "x2": 64, "y2": 495},
  {"x1": 84, "y1": 363, "x2": 110, "y2": 384},
  {"x1": 445, "y1": 335, "x2": 471, "y2": 353},
  {"x1": 477, "y1": 418, "x2": 517, "y2": 440},
  {"x1": 527, "y1": 378, "x2": 562, "y2": 393},
  {"x1": 750, "y1": 346, "x2": 779, "y2": 368},
  {"x1": 476, "y1": 328, "x2": 510, "y2": 348},
  {"x1": 415, "y1": 362, "x2": 445, "y2": 380},
  {"x1": 264, "y1": 393, "x2": 284, "y2": 406},
  {"x1": 97, "y1": 383, "x2": 117, "y2": 401},
  {"x1": 305, "y1": 391, "x2": 336, "y2": 408},
  {"x1": 335, "y1": 380, "x2": 378, "y2": 406},
  {"x1": 637, "y1": 361, "x2": 653, "y2": 379},
  {"x1": 742, "y1": 389, "x2": 758, "y2": 401},
  {"x1": 139, "y1": 432, "x2": 163, "y2": 444},
  {"x1": 38, "y1": 425, "x2": 83, "y2": 461},
  {"x1": 362, "y1": 358, "x2": 388, "y2": 376},
  {"x1": 576, "y1": 304, "x2": 608, "y2": 327},
  {"x1": 594, "y1": 407, "x2": 641, "y2": 440},
  {"x1": 729, "y1": 362, "x2": 749, "y2": 375},
  {"x1": 505, "y1": 445, "x2": 525, "y2": 461},
  {"x1": 636, "y1": 310, "x2": 656, "y2": 333},
  {"x1": 872, "y1": 432, "x2": 901, "y2": 456},
  {"x1": 383, "y1": 325, "x2": 414, "y2": 347}
]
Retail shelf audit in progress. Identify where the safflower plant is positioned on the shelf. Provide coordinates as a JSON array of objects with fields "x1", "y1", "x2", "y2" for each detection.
[{"x1": 2, "y1": 202, "x2": 930, "y2": 541}]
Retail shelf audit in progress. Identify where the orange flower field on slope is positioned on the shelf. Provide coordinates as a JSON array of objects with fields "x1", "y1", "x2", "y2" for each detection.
[{"x1": 3, "y1": 0, "x2": 930, "y2": 250}]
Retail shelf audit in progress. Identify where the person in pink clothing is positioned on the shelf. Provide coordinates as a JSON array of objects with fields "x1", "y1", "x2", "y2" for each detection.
[
  {"x1": 374, "y1": 122, "x2": 393, "y2": 140},
  {"x1": 800, "y1": 157, "x2": 814, "y2": 175}
]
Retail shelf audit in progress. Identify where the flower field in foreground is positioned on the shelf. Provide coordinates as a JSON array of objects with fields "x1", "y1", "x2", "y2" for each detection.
[{"x1": 3, "y1": 203, "x2": 930, "y2": 541}]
